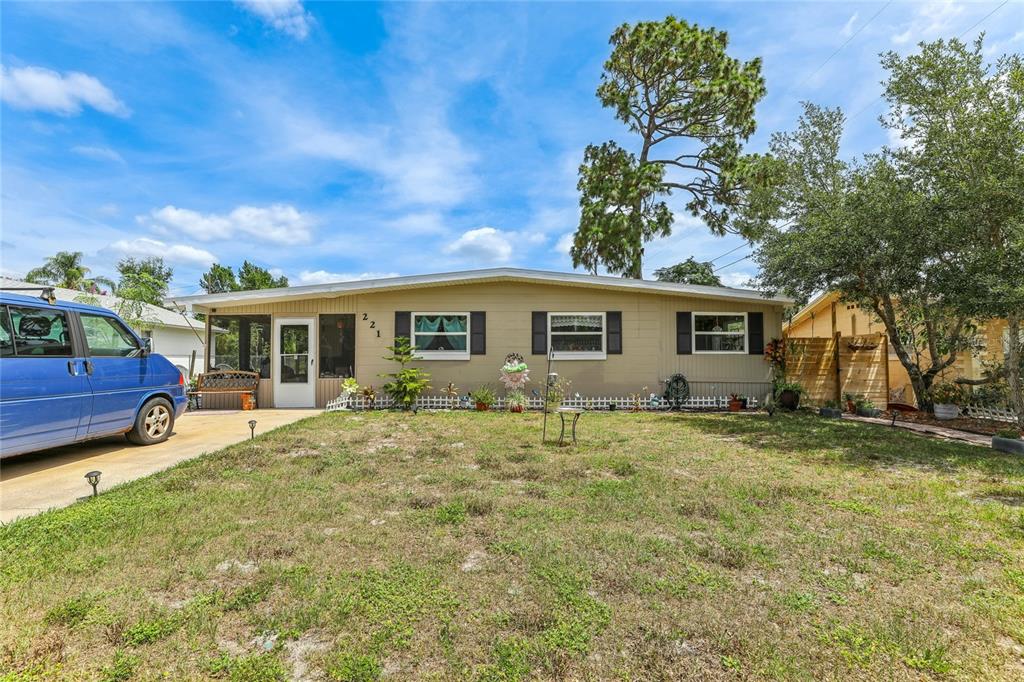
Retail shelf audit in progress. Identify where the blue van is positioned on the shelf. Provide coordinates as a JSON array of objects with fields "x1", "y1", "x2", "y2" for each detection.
[{"x1": 0, "y1": 289, "x2": 188, "y2": 458}]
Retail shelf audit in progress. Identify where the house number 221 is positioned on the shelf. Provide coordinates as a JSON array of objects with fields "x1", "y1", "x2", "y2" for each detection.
[{"x1": 362, "y1": 313, "x2": 380, "y2": 337}]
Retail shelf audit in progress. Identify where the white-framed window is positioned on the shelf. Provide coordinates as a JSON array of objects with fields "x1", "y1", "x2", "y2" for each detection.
[
  {"x1": 412, "y1": 313, "x2": 470, "y2": 360},
  {"x1": 549, "y1": 312, "x2": 605, "y2": 360},
  {"x1": 694, "y1": 312, "x2": 747, "y2": 353}
]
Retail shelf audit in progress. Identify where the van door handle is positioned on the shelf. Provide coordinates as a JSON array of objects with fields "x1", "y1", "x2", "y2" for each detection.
[
  {"x1": 85, "y1": 360, "x2": 94, "y2": 375},
  {"x1": 68, "y1": 360, "x2": 77, "y2": 376}
]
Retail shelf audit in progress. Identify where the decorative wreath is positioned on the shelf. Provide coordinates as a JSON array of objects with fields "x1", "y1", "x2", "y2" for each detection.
[{"x1": 662, "y1": 373, "x2": 691, "y2": 410}]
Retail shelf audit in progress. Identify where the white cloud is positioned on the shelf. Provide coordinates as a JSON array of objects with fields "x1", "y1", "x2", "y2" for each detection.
[
  {"x1": 286, "y1": 114, "x2": 476, "y2": 207},
  {"x1": 554, "y1": 232, "x2": 574, "y2": 256},
  {"x1": 892, "y1": 1, "x2": 964, "y2": 45},
  {"x1": 0, "y1": 65, "x2": 129, "y2": 117},
  {"x1": 840, "y1": 12, "x2": 859, "y2": 38},
  {"x1": 235, "y1": 0, "x2": 314, "y2": 40},
  {"x1": 718, "y1": 271, "x2": 756, "y2": 289},
  {"x1": 444, "y1": 227, "x2": 514, "y2": 264},
  {"x1": 296, "y1": 270, "x2": 400, "y2": 285},
  {"x1": 106, "y1": 238, "x2": 216, "y2": 267},
  {"x1": 385, "y1": 211, "x2": 447, "y2": 235},
  {"x1": 141, "y1": 203, "x2": 314, "y2": 244},
  {"x1": 71, "y1": 145, "x2": 125, "y2": 163}
]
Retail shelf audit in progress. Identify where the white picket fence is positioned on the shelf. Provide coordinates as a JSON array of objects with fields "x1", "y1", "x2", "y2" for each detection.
[
  {"x1": 962, "y1": 403, "x2": 1018, "y2": 423},
  {"x1": 326, "y1": 393, "x2": 760, "y2": 413}
]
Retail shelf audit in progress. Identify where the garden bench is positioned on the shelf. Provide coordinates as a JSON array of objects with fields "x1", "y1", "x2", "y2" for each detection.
[{"x1": 189, "y1": 370, "x2": 260, "y2": 410}]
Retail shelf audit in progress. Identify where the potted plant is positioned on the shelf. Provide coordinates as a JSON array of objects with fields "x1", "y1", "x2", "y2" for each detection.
[
  {"x1": 361, "y1": 384, "x2": 377, "y2": 410},
  {"x1": 992, "y1": 428, "x2": 1024, "y2": 456},
  {"x1": 930, "y1": 382, "x2": 963, "y2": 420},
  {"x1": 819, "y1": 399, "x2": 843, "y2": 418},
  {"x1": 339, "y1": 377, "x2": 360, "y2": 409},
  {"x1": 507, "y1": 390, "x2": 527, "y2": 413},
  {"x1": 727, "y1": 393, "x2": 743, "y2": 412},
  {"x1": 855, "y1": 397, "x2": 882, "y2": 418},
  {"x1": 470, "y1": 385, "x2": 496, "y2": 411},
  {"x1": 775, "y1": 381, "x2": 803, "y2": 410},
  {"x1": 843, "y1": 392, "x2": 858, "y2": 413}
]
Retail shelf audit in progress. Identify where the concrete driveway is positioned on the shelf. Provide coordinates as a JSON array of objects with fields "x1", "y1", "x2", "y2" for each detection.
[{"x1": 1, "y1": 409, "x2": 320, "y2": 523}]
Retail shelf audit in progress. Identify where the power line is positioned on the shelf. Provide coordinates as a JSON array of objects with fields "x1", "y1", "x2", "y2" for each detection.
[
  {"x1": 792, "y1": 2, "x2": 893, "y2": 92},
  {"x1": 709, "y1": 242, "x2": 748, "y2": 263},
  {"x1": 848, "y1": 0, "x2": 1010, "y2": 123},
  {"x1": 714, "y1": 253, "x2": 753, "y2": 272}
]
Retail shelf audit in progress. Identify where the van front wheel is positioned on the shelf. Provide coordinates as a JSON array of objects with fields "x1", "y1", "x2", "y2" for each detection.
[{"x1": 127, "y1": 397, "x2": 175, "y2": 445}]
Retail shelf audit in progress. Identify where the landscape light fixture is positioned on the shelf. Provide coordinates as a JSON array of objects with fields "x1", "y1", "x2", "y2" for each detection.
[
  {"x1": 248, "y1": 419, "x2": 257, "y2": 439},
  {"x1": 84, "y1": 470, "x2": 102, "y2": 497}
]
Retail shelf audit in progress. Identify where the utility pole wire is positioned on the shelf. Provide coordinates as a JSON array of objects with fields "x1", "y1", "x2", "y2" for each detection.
[
  {"x1": 848, "y1": 0, "x2": 1009, "y2": 123},
  {"x1": 792, "y1": 2, "x2": 893, "y2": 92}
]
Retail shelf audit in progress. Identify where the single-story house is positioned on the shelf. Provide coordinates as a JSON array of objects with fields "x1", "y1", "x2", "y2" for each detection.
[
  {"x1": 785, "y1": 290, "x2": 1013, "y2": 403},
  {"x1": 1, "y1": 277, "x2": 207, "y2": 377},
  {"x1": 168, "y1": 268, "x2": 793, "y2": 409}
]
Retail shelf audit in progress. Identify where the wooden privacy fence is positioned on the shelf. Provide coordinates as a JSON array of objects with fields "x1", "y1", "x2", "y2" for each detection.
[{"x1": 785, "y1": 333, "x2": 889, "y2": 406}]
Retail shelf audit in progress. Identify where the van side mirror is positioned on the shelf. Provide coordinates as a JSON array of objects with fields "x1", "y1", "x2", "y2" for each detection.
[{"x1": 141, "y1": 337, "x2": 153, "y2": 356}]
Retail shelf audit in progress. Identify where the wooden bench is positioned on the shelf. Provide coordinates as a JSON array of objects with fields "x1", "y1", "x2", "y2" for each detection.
[{"x1": 189, "y1": 370, "x2": 260, "y2": 410}]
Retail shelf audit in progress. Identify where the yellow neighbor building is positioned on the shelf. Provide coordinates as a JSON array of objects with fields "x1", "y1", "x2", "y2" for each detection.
[{"x1": 784, "y1": 291, "x2": 1010, "y2": 404}]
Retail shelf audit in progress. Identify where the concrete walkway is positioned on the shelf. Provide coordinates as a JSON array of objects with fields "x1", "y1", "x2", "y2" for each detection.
[
  {"x1": 0, "y1": 409, "x2": 320, "y2": 523},
  {"x1": 843, "y1": 413, "x2": 992, "y2": 447}
]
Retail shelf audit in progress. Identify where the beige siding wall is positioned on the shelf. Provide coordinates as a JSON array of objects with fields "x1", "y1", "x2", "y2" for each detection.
[{"x1": 208, "y1": 281, "x2": 783, "y2": 407}]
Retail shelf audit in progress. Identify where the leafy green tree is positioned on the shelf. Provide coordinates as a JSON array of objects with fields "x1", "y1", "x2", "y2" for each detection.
[
  {"x1": 237, "y1": 261, "x2": 288, "y2": 290},
  {"x1": 653, "y1": 257, "x2": 722, "y2": 286},
  {"x1": 751, "y1": 104, "x2": 976, "y2": 410},
  {"x1": 25, "y1": 251, "x2": 114, "y2": 292},
  {"x1": 199, "y1": 264, "x2": 238, "y2": 294},
  {"x1": 879, "y1": 37, "x2": 1024, "y2": 428},
  {"x1": 113, "y1": 257, "x2": 173, "y2": 306},
  {"x1": 380, "y1": 337, "x2": 431, "y2": 410},
  {"x1": 571, "y1": 16, "x2": 769, "y2": 278}
]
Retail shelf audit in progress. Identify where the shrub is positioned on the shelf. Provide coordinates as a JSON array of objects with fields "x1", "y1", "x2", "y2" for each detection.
[
  {"x1": 995, "y1": 429, "x2": 1021, "y2": 440},
  {"x1": 379, "y1": 337, "x2": 430, "y2": 410},
  {"x1": 774, "y1": 380, "x2": 803, "y2": 396},
  {"x1": 469, "y1": 385, "x2": 497, "y2": 407},
  {"x1": 930, "y1": 382, "x2": 963, "y2": 405}
]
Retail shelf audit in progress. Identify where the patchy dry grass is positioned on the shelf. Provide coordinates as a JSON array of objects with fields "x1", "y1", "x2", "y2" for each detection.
[{"x1": 2, "y1": 411, "x2": 1023, "y2": 680}]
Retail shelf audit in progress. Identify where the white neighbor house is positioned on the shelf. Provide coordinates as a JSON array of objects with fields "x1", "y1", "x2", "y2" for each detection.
[{"x1": 1, "y1": 277, "x2": 207, "y2": 377}]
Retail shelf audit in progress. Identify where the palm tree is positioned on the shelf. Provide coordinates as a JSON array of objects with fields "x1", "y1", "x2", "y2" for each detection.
[{"x1": 24, "y1": 251, "x2": 115, "y2": 293}]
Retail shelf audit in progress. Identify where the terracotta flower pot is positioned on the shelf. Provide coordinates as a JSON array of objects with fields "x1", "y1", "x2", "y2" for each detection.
[
  {"x1": 728, "y1": 400, "x2": 742, "y2": 412},
  {"x1": 509, "y1": 405, "x2": 524, "y2": 413},
  {"x1": 475, "y1": 402, "x2": 490, "y2": 411}
]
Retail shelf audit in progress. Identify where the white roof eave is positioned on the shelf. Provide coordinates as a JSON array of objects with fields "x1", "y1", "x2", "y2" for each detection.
[{"x1": 166, "y1": 267, "x2": 794, "y2": 311}]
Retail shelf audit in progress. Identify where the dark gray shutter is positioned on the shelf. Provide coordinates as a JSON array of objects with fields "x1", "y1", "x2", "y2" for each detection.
[
  {"x1": 394, "y1": 311, "x2": 411, "y2": 343},
  {"x1": 748, "y1": 312, "x2": 764, "y2": 355},
  {"x1": 676, "y1": 312, "x2": 692, "y2": 355},
  {"x1": 470, "y1": 311, "x2": 486, "y2": 355},
  {"x1": 606, "y1": 311, "x2": 622, "y2": 354},
  {"x1": 532, "y1": 312, "x2": 547, "y2": 355}
]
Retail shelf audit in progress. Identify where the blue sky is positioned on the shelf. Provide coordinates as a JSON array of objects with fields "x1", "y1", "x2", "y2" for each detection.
[{"x1": 1, "y1": 1, "x2": 1021, "y2": 296}]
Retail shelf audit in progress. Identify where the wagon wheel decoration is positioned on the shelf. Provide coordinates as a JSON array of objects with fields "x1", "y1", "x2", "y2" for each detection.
[{"x1": 663, "y1": 373, "x2": 690, "y2": 410}]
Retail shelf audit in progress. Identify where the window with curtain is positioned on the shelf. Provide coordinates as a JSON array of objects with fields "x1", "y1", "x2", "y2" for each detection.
[
  {"x1": 549, "y1": 313, "x2": 605, "y2": 359},
  {"x1": 694, "y1": 313, "x2": 746, "y2": 352},
  {"x1": 319, "y1": 314, "x2": 355, "y2": 378},
  {"x1": 209, "y1": 315, "x2": 271, "y2": 377},
  {"x1": 412, "y1": 313, "x2": 469, "y2": 359}
]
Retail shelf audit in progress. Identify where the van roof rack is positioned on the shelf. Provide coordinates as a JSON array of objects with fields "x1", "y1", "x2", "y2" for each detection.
[{"x1": 0, "y1": 286, "x2": 57, "y2": 305}]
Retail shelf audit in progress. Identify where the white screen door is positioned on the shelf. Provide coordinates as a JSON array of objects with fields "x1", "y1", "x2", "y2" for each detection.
[{"x1": 273, "y1": 318, "x2": 315, "y2": 407}]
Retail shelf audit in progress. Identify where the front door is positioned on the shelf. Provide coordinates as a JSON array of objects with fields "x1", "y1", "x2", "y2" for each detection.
[{"x1": 273, "y1": 318, "x2": 315, "y2": 407}]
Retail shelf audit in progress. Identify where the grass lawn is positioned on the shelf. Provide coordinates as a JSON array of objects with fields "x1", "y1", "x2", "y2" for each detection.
[{"x1": 2, "y1": 411, "x2": 1023, "y2": 681}]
